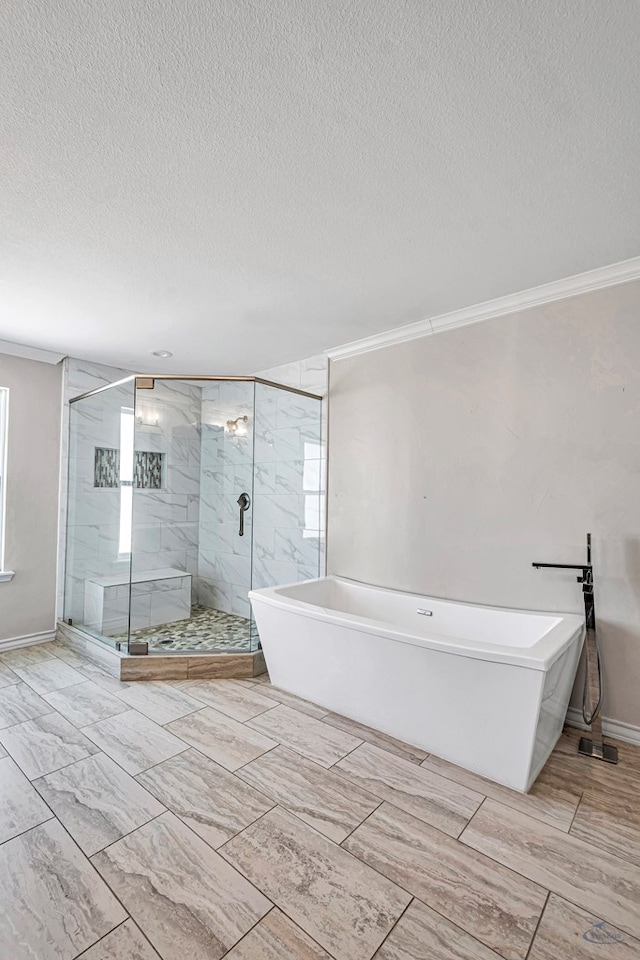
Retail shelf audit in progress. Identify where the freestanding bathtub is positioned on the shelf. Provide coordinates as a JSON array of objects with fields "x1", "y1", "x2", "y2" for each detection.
[{"x1": 249, "y1": 576, "x2": 585, "y2": 792}]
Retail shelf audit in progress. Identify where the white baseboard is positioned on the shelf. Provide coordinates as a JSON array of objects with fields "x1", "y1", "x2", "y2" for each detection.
[
  {"x1": 0, "y1": 631, "x2": 56, "y2": 652},
  {"x1": 566, "y1": 707, "x2": 640, "y2": 747}
]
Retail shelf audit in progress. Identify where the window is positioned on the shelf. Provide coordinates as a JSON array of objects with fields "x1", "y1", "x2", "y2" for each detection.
[
  {"x1": 0, "y1": 388, "x2": 9, "y2": 576},
  {"x1": 302, "y1": 441, "x2": 326, "y2": 538},
  {"x1": 118, "y1": 407, "x2": 135, "y2": 556}
]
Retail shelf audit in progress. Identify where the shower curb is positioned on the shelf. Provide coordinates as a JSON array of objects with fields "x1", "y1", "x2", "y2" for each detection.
[{"x1": 55, "y1": 620, "x2": 266, "y2": 682}]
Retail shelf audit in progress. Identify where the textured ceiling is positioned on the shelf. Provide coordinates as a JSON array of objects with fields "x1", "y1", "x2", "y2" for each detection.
[{"x1": 2, "y1": 1, "x2": 639, "y2": 373}]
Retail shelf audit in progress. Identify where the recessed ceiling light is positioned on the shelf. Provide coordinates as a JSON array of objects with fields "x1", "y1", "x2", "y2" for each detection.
[{"x1": 152, "y1": 350, "x2": 173, "y2": 358}]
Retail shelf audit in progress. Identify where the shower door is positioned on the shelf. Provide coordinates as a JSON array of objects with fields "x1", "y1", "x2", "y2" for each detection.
[{"x1": 196, "y1": 379, "x2": 255, "y2": 651}]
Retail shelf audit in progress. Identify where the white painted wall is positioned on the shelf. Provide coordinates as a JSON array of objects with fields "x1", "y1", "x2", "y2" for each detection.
[
  {"x1": 328, "y1": 280, "x2": 640, "y2": 729},
  {"x1": 0, "y1": 352, "x2": 62, "y2": 643}
]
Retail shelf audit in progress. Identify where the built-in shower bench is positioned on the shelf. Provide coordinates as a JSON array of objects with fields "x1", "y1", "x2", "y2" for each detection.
[{"x1": 84, "y1": 567, "x2": 191, "y2": 636}]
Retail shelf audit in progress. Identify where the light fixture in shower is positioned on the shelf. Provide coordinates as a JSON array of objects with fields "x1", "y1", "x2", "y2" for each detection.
[
  {"x1": 136, "y1": 413, "x2": 160, "y2": 427},
  {"x1": 135, "y1": 400, "x2": 161, "y2": 428},
  {"x1": 225, "y1": 415, "x2": 249, "y2": 436},
  {"x1": 151, "y1": 350, "x2": 173, "y2": 358}
]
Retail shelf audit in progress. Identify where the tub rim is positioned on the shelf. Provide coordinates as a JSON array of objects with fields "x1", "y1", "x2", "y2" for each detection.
[{"x1": 249, "y1": 575, "x2": 585, "y2": 672}]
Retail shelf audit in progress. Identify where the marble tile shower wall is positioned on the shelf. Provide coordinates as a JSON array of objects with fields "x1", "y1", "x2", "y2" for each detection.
[{"x1": 256, "y1": 354, "x2": 328, "y2": 398}]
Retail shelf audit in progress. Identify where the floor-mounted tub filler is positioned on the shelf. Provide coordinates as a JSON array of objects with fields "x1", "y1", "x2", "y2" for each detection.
[{"x1": 249, "y1": 576, "x2": 585, "y2": 792}]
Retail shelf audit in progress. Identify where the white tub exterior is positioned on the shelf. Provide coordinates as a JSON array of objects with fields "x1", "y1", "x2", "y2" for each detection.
[{"x1": 249, "y1": 576, "x2": 585, "y2": 792}]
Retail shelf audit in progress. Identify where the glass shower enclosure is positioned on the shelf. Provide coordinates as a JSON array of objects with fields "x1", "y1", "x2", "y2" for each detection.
[{"x1": 64, "y1": 375, "x2": 324, "y2": 655}]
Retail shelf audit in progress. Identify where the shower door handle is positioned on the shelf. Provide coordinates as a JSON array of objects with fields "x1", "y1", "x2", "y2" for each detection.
[{"x1": 237, "y1": 492, "x2": 251, "y2": 536}]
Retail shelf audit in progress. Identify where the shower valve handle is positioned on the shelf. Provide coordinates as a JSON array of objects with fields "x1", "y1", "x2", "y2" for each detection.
[{"x1": 237, "y1": 492, "x2": 251, "y2": 536}]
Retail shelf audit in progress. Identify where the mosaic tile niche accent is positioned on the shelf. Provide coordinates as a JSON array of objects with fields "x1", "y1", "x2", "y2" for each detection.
[
  {"x1": 94, "y1": 448, "x2": 120, "y2": 488},
  {"x1": 135, "y1": 451, "x2": 164, "y2": 490},
  {"x1": 93, "y1": 448, "x2": 165, "y2": 489}
]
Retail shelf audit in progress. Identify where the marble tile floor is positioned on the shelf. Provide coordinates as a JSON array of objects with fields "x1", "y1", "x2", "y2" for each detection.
[
  {"x1": 114, "y1": 604, "x2": 254, "y2": 653},
  {"x1": 1, "y1": 640, "x2": 640, "y2": 960}
]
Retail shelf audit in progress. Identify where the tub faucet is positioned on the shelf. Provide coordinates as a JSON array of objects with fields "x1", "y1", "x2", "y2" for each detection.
[{"x1": 532, "y1": 533, "x2": 617, "y2": 765}]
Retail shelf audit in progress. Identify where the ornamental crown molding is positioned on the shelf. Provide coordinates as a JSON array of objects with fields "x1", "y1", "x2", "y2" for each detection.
[
  {"x1": 0, "y1": 338, "x2": 65, "y2": 365},
  {"x1": 327, "y1": 255, "x2": 640, "y2": 361}
]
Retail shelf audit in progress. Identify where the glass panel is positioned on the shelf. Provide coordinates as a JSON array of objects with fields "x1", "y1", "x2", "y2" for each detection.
[
  {"x1": 0, "y1": 387, "x2": 8, "y2": 572},
  {"x1": 64, "y1": 379, "x2": 136, "y2": 649},
  {"x1": 128, "y1": 378, "x2": 255, "y2": 654},
  {"x1": 197, "y1": 379, "x2": 255, "y2": 651},
  {"x1": 251, "y1": 383, "x2": 324, "y2": 649}
]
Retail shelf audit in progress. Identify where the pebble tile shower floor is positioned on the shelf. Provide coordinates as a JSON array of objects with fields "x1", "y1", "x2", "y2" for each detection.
[
  {"x1": 117, "y1": 605, "x2": 253, "y2": 652},
  {"x1": 0, "y1": 639, "x2": 639, "y2": 959}
]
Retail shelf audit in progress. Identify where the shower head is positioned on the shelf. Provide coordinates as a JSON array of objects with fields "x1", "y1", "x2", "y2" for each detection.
[{"x1": 225, "y1": 415, "x2": 249, "y2": 434}]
